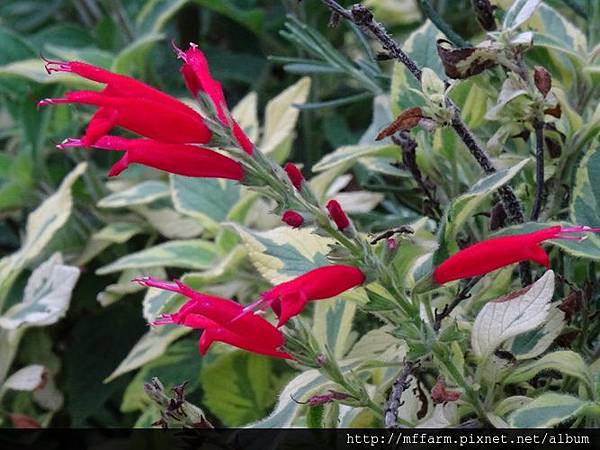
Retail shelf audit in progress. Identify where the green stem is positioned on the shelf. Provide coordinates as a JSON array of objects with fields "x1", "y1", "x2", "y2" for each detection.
[
  {"x1": 418, "y1": 0, "x2": 470, "y2": 48},
  {"x1": 434, "y1": 346, "x2": 487, "y2": 420}
]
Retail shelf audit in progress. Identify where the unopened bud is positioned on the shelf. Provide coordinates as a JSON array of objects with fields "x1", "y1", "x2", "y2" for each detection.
[
  {"x1": 282, "y1": 210, "x2": 304, "y2": 228},
  {"x1": 284, "y1": 162, "x2": 305, "y2": 191},
  {"x1": 326, "y1": 199, "x2": 350, "y2": 231},
  {"x1": 534, "y1": 66, "x2": 551, "y2": 97}
]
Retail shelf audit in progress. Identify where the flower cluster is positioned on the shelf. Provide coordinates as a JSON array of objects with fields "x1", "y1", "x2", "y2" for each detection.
[
  {"x1": 139, "y1": 265, "x2": 365, "y2": 358},
  {"x1": 40, "y1": 43, "x2": 369, "y2": 360},
  {"x1": 42, "y1": 43, "x2": 600, "y2": 364},
  {"x1": 40, "y1": 44, "x2": 252, "y2": 179}
]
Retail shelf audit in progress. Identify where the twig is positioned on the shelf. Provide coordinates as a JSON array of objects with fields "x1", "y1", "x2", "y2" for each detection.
[
  {"x1": 417, "y1": 0, "x2": 470, "y2": 48},
  {"x1": 384, "y1": 361, "x2": 415, "y2": 428},
  {"x1": 318, "y1": 0, "x2": 525, "y2": 226},
  {"x1": 392, "y1": 132, "x2": 441, "y2": 218},
  {"x1": 530, "y1": 119, "x2": 545, "y2": 221},
  {"x1": 433, "y1": 276, "x2": 480, "y2": 331}
]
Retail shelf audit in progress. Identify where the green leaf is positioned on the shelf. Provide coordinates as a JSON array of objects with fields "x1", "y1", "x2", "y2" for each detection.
[
  {"x1": 193, "y1": 0, "x2": 265, "y2": 34},
  {"x1": 135, "y1": 0, "x2": 189, "y2": 35},
  {"x1": 170, "y1": 176, "x2": 240, "y2": 229},
  {"x1": 76, "y1": 222, "x2": 145, "y2": 266},
  {"x1": 312, "y1": 298, "x2": 356, "y2": 359},
  {"x1": 313, "y1": 144, "x2": 398, "y2": 172},
  {"x1": 529, "y1": 4, "x2": 587, "y2": 55},
  {"x1": 471, "y1": 270, "x2": 555, "y2": 358},
  {"x1": 227, "y1": 224, "x2": 332, "y2": 284},
  {"x1": 135, "y1": 203, "x2": 203, "y2": 239},
  {"x1": 0, "y1": 163, "x2": 86, "y2": 306},
  {"x1": 504, "y1": 350, "x2": 593, "y2": 388},
  {"x1": 231, "y1": 91, "x2": 259, "y2": 142},
  {"x1": 65, "y1": 301, "x2": 146, "y2": 426},
  {"x1": 260, "y1": 77, "x2": 311, "y2": 160},
  {"x1": 200, "y1": 351, "x2": 280, "y2": 426},
  {"x1": 0, "y1": 253, "x2": 79, "y2": 330},
  {"x1": 509, "y1": 393, "x2": 588, "y2": 428},
  {"x1": 96, "y1": 239, "x2": 217, "y2": 275},
  {"x1": 97, "y1": 181, "x2": 170, "y2": 208},
  {"x1": 0, "y1": 27, "x2": 35, "y2": 63},
  {"x1": 503, "y1": 0, "x2": 542, "y2": 30},
  {"x1": 507, "y1": 306, "x2": 564, "y2": 360},
  {"x1": 105, "y1": 325, "x2": 191, "y2": 383},
  {"x1": 111, "y1": 33, "x2": 165, "y2": 75},
  {"x1": 434, "y1": 158, "x2": 531, "y2": 264},
  {"x1": 390, "y1": 21, "x2": 443, "y2": 115},
  {"x1": 571, "y1": 144, "x2": 600, "y2": 228},
  {"x1": 248, "y1": 360, "x2": 356, "y2": 428}
]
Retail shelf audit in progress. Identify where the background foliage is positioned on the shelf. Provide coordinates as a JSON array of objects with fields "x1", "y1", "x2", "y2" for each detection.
[{"x1": 1, "y1": 0, "x2": 600, "y2": 428}]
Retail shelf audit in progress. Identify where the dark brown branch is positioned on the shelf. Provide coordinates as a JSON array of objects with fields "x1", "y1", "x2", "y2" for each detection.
[
  {"x1": 392, "y1": 132, "x2": 441, "y2": 217},
  {"x1": 384, "y1": 361, "x2": 415, "y2": 428},
  {"x1": 318, "y1": 0, "x2": 525, "y2": 227},
  {"x1": 434, "y1": 276, "x2": 481, "y2": 331},
  {"x1": 530, "y1": 119, "x2": 545, "y2": 221}
]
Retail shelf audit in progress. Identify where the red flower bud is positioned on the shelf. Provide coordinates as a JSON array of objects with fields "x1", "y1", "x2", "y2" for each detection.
[
  {"x1": 434, "y1": 226, "x2": 600, "y2": 284},
  {"x1": 284, "y1": 163, "x2": 304, "y2": 190},
  {"x1": 326, "y1": 199, "x2": 350, "y2": 231},
  {"x1": 282, "y1": 210, "x2": 304, "y2": 228}
]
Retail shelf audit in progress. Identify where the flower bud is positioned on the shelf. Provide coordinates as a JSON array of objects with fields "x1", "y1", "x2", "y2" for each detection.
[
  {"x1": 534, "y1": 66, "x2": 551, "y2": 97},
  {"x1": 282, "y1": 210, "x2": 304, "y2": 228},
  {"x1": 284, "y1": 163, "x2": 304, "y2": 190},
  {"x1": 326, "y1": 199, "x2": 350, "y2": 231}
]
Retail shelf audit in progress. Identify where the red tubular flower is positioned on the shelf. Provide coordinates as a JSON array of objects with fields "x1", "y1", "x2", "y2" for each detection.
[
  {"x1": 39, "y1": 60, "x2": 211, "y2": 146},
  {"x1": 434, "y1": 226, "x2": 600, "y2": 284},
  {"x1": 173, "y1": 42, "x2": 254, "y2": 154},
  {"x1": 284, "y1": 163, "x2": 304, "y2": 190},
  {"x1": 58, "y1": 135, "x2": 244, "y2": 180},
  {"x1": 326, "y1": 199, "x2": 350, "y2": 231},
  {"x1": 244, "y1": 265, "x2": 366, "y2": 327},
  {"x1": 282, "y1": 210, "x2": 304, "y2": 228},
  {"x1": 134, "y1": 277, "x2": 291, "y2": 359}
]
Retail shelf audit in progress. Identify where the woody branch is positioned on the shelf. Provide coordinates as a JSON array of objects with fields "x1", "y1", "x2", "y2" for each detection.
[{"x1": 318, "y1": 0, "x2": 525, "y2": 226}]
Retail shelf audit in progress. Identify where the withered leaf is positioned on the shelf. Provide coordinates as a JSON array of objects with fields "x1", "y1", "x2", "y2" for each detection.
[
  {"x1": 544, "y1": 103, "x2": 562, "y2": 118},
  {"x1": 375, "y1": 107, "x2": 423, "y2": 141},
  {"x1": 436, "y1": 39, "x2": 498, "y2": 79}
]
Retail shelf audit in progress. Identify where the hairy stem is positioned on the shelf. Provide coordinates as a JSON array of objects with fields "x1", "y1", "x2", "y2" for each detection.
[{"x1": 384, "y1": 361, "x2": 415, "y2": 428}]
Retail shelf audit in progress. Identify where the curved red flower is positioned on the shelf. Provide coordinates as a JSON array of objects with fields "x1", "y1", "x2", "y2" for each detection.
[
  {"x1": 434, "y1": 225, "x2": 600, "y2": 284},
  {"x1": 39, "y1": 60, "x2": 211, "y2": 146},
  {"x1": 247, "y1": 265, "x2": 366, "y2": 327},
  {"x1": 135, "y1": 277, "x2": 290, "y2": 359},
  {"x1": 174, "y1": 42, "x2": 254, "y2": 154},
  {"x1": 59, "y1": 135, "x2": 244, "y2": 180}
]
